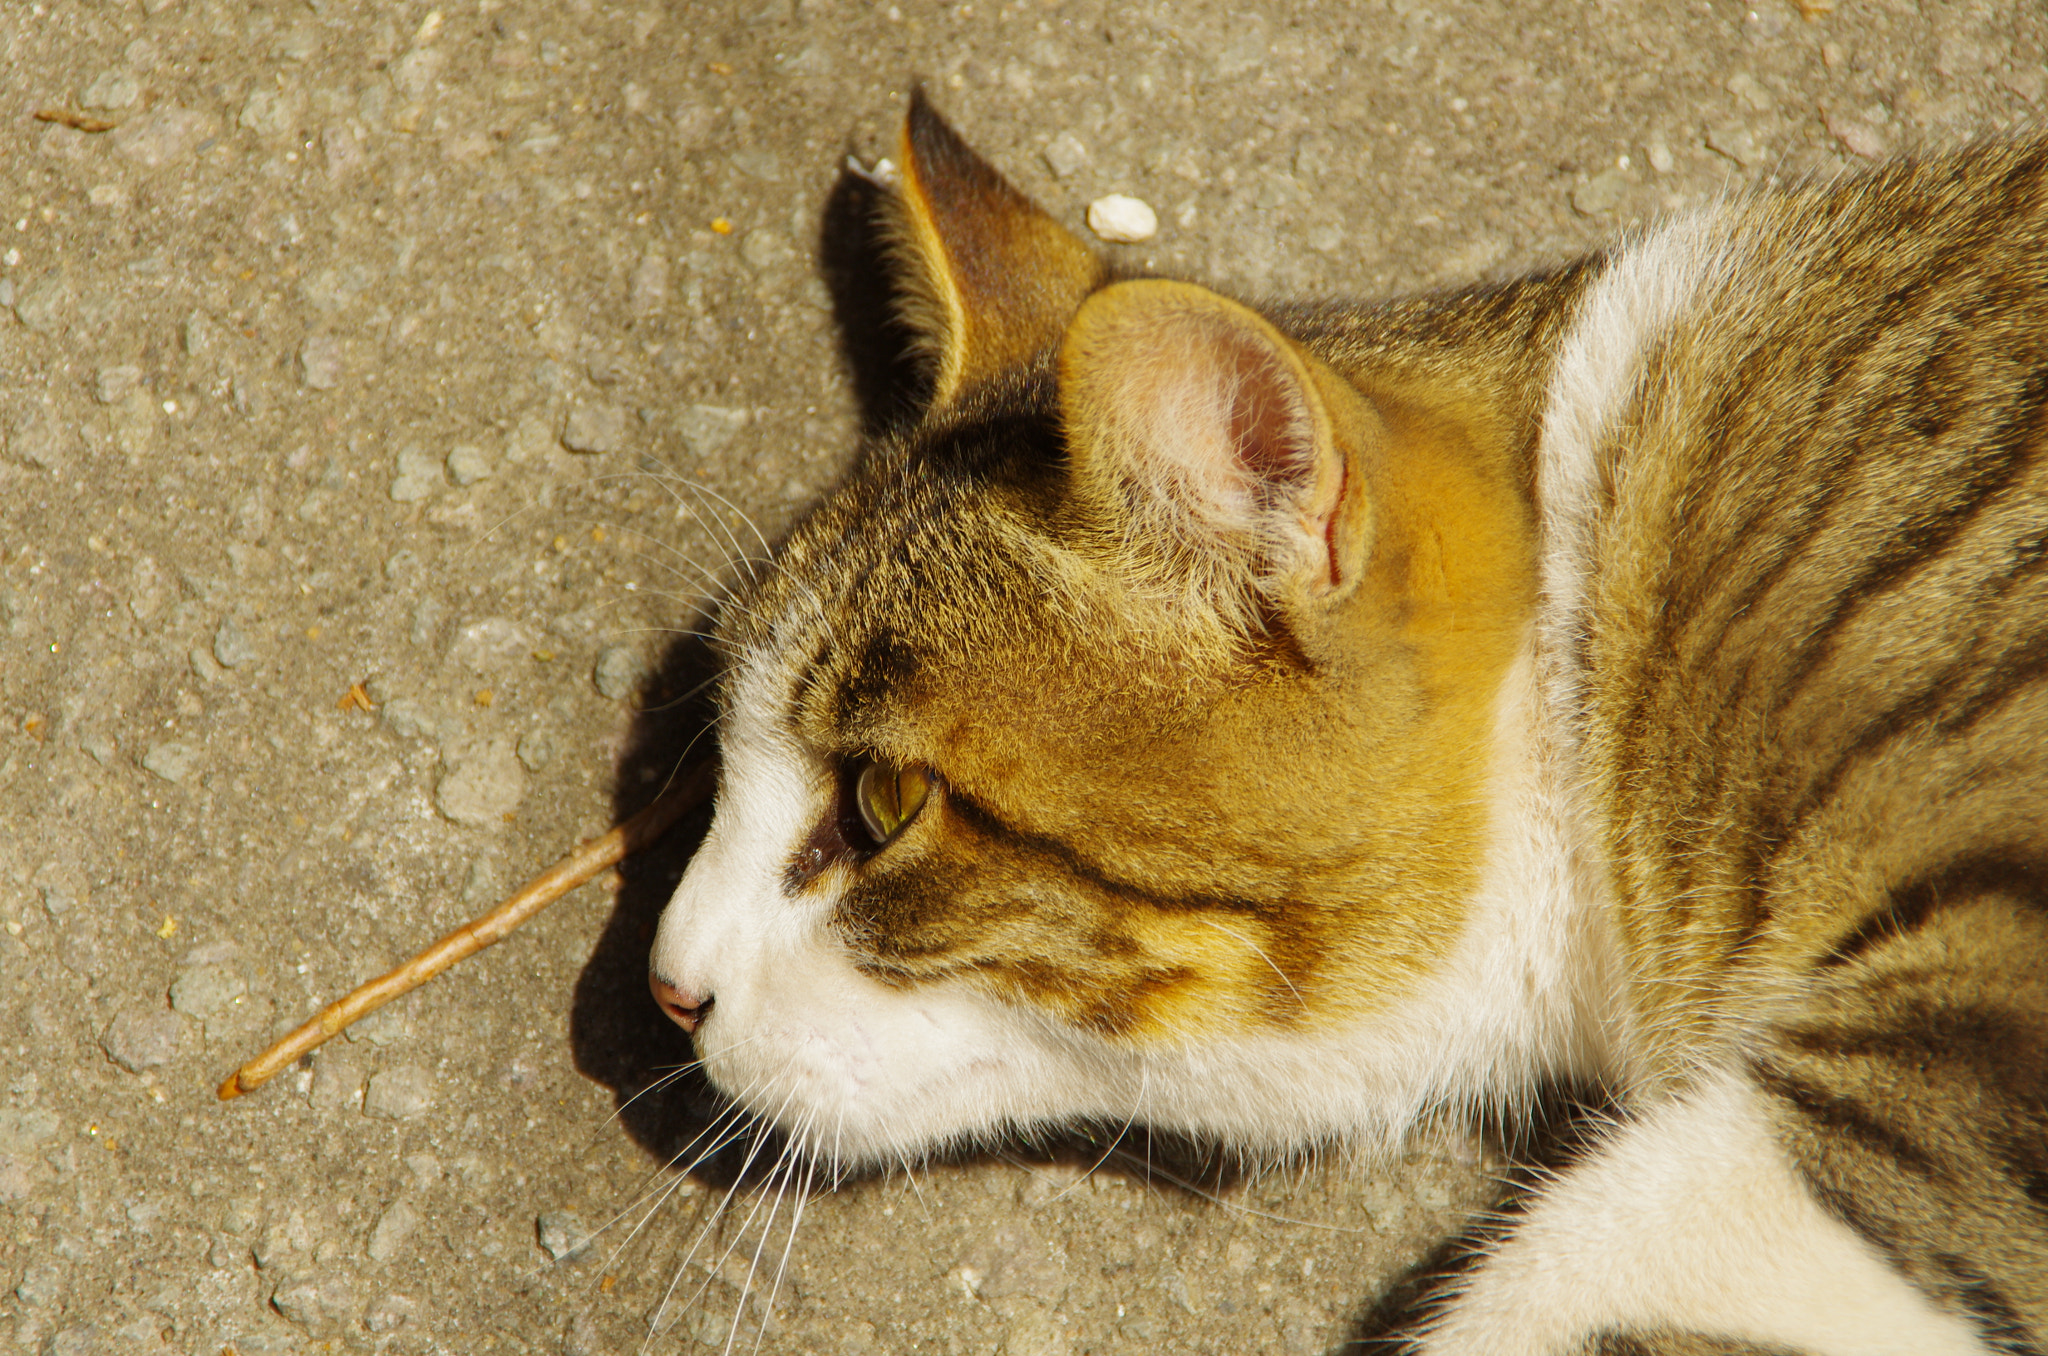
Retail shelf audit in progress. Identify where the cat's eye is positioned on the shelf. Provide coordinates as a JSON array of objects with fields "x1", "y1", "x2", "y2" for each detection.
[{"x1": 853, "y1": 758, "x2": 931, "y2": 847}]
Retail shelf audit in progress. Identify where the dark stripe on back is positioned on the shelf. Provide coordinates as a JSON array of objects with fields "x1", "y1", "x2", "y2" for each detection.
[
  {"x1": 1749, "y1": 1060, "x2": 1941, "y2": 1179},
  {"x1": 1817, "y1": 851, "x2": 2048, "y2": 969},
  {"x1": 1763, "y1": 362, "x2": 2046, "y2": 724},
  {"x1": 1930, "y1": 1253, "x2": 2047, "y2": 1356}
]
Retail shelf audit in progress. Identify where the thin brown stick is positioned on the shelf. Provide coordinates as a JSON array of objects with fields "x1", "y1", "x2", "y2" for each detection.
[{"x1": 218, "y1": 760, "x2": 716, "y2": 1101}]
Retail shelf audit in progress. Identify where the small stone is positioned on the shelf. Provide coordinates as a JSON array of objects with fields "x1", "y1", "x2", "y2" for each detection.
[
  {"x1": 1571, "y1": 168, "x2": 1630, "y2": 216},
  {"x1": 363, "y1": 1065, "x2": 437, "y2": 1119},
  {"x1": 740, "y1": 228, "x2": 796, "y2": 271},
  {"x1": 0, "y1": 1108, "x2": 61, "y2": 1154},
  {"x1": 141, "y1": 741, "x2": 200, "y2": 783},
  {"x1": 1705, "y1": 124, "x2": 1766, "y2": 168},
  {"x1": 435, "y1": 741, "x2": 527, "y2": 825},
  {"x1": 170, "y1": 964, "x2": 246, "y2": 1020},
  {"x1": 214, "y1": 618, "x2": 260, "y2": 668},
  {"x1": 379, "y1": 697, "x2": 437, "y2": 740},
  {"x1": 95, "y1": 364, "x2": 144, "y2": 404},
  {"x1": 593, "y1": 644, "x2": 647, "y2": 701},
  {"x1": 81, "y1": 731, "x2": 117, "y2": 766},
  {"x1": 101, "y1": 1007, "x2": 184, "y2": 1073},
  {"x1": 182, "y1": 310, "x2": 219, "y2": 356},
  {"x1": 271, "y1": 1275, "x2": 359, "y2": 1334},
  {"x1": 561, "y1": 403, "x2": 628, "y2": 454},
  {"x1": 0, "y1": 1157, "x2": 29, "y2": 1201},
  {"x1": 960, "y1": 1224, "x2": 1064, "y2": 1302},
  {"x1": 1087, "y1": 194, "x2": 1158, "y2": 244},
  {"x1": 367, "y1": 1200, "x2": 420, "y2": 1262},
  {"x1": 2004, "y1": 70, "x2": 2047, "y2": 107},
  {"x1": 342, "y1": 1004, "x2": 412, "y2": 1048},
  {"x1": 9, "y1": 409, "x2": 74, "y2": 470},
  {"x1": 1723, "y1": 72, "x2": 1774, "y2": 113},
  {"x1": 446, "y1": 444, "x2": 493, "y2": 485},
  {"x1": 537, "y1": 1211, "x2": 593, "y2": 1262},
  {"x1": 111, "y1": 104, "x2": 215, "y2": 168},
  {"x1": 383, "y1": 548, "x2": 423, "y2": 583},
  {"x1": 391, "y1": 47, "x2": 445, "y2": 99},
  {"x1": 997, "y1": 1310, "x2": 1064, "y2": 1356},
  {"x1": 109, "y1": 1310, "x2": 166, "y2": 1351},
  {"x1": 80, "y1": 69, "x2": 142, "y2": 111},
  {"x1": 629, "y1": 252, "x2": 669, "y2": 314},
  {"x1": 729, "y1": 148, "x2": 782, "y2": 180},
  {"x1": 127, "y1": 555, "x2": 173, "y2": 621},
  {"x1": 310, "y1": 1051, "x2": 364, "y2": 1112},
  {"x1": 1646, "y1": 137, "x2": 1675, "y2": 174},
  {"x1": 364, "y1": 1293, "x2": 418, "y2": 1334},
  {"x1": 389, "y1": 443, "x2": 443, "y2": 502},
  {"x1": 461, "y1": 857, "x2": 501, "y2": 906},
  {"x1": 239, "y1": 88, "x2": 297, "y2": 138},
  {"x1": 42, "y1": 1325, "x2": 106, "y2": 1356},
  {"x1": 450, "y1": 617, "x2": 538, "y2": 672},
  {"x1": 1042, "y1": 132, "x2": 1090, "y2": 178},
  {"x1": 14, "y1": 271, "x2": 72, "y2": 334},
  {"x1": 677, "y1": 404, "x2": 748, "y2": 456},
  {"x1": 1824, "y1": 110, "x2": 1891, "y2": 161},
  {"x1": 298, "y1": 333, "x2": 343, "y2": 390},
  {"x1": 316, "y1": 122, "x2": 364, "y2": 180},
  {"x1": 14, "y1": 1260, "x2": 63, "y2": 1307},
  {"x1": 516, "y1": 728, "x2": 555, "y2": 772}
]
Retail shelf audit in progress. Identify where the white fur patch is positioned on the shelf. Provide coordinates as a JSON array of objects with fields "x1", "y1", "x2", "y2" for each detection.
[
  {"x1": 650, "y1": 632, "x2": 1621, "y2": 1165},
  {"x1": 1535, "y1": 208, "x2": 1737, "y2": 725},
  {"x1": 1421, "y1": 1070, "x2": 1993, "y2": 1356}
]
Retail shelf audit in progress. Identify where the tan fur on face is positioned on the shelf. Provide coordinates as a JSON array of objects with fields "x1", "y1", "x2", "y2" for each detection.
[{"x1": 729, "y1": 300, "x2": 1544, "y2": 1041}]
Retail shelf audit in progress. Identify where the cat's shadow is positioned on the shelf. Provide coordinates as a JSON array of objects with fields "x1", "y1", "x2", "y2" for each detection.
[{"x1": 566, "y1": 164, "x2": 925, "y2": 1176}]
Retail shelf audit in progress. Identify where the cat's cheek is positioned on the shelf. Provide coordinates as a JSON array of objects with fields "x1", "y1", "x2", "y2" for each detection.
[
  {"x1": 653, "y1": 839, "x2": 1095, "y2": 1161},
  {"x1": 645, "y1": 729, "x2": 1089, "y2": 1161}
]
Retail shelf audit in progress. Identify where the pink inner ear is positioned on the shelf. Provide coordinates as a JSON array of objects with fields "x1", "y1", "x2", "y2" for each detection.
[{"x1": 1219, "y1": 332, "x2": 1318, "y2": 509}]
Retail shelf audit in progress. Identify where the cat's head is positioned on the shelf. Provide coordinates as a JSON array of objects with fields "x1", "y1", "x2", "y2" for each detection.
[{"x1": 649, "y1": 93, "x2": 1536, "y2": 1163}]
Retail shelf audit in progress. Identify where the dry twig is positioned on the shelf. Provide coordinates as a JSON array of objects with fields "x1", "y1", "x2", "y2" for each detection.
[{"x1": 218, "y1": 760, "x2": 716, "y2": 1100}]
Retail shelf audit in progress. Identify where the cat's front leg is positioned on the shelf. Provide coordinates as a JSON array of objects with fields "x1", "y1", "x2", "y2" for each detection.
[{"x1": 1417, "y1": 1069, "x2": 1988, "y2": 1356}]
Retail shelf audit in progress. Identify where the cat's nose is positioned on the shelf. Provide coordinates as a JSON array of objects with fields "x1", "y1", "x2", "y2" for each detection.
[{"x1": 650, "y1": 972, "x2": 714, "y2": 1033}]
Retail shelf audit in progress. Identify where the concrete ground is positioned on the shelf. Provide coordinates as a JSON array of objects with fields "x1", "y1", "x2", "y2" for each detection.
[{"x1": 0, "y1": 1, "x2": 2040, "y2": 1352}]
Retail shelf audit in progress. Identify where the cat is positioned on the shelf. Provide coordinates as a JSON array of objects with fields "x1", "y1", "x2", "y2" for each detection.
[{"x1": 646, "y1": 91, "x2": 2048, "y2": 1354}]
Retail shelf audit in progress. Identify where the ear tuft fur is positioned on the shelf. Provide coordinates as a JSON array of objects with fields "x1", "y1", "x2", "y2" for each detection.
[{"x1": 886, "y1": 89, "x2": 1105, "y2": 410}]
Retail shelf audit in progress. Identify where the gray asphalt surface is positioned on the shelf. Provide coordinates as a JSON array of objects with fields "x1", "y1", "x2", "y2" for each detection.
[{"x1": 1, "y1": 1, "x2": 2041, "y2": 1352}]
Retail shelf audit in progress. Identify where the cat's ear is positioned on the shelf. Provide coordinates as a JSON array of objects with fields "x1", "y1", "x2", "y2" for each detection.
[
  {"x1": 1059, "y1": 279, "x2": 1376, "y2": 615},
  {"x1": 891, "y1": 89, "x2": 1105, "y2": 408}
]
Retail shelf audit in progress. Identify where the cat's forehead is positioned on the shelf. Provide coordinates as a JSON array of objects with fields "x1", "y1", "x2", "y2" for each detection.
[{"x1": 725, "y1": 407, "x2": 1096, "y2": 742}]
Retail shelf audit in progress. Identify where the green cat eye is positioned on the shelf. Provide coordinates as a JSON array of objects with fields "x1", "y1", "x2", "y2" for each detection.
[{"x1": 854, "y1": 759, "x2": 931, "y2": 847}]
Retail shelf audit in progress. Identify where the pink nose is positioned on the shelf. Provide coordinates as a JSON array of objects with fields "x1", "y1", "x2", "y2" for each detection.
[{"x1": 650, "y1": 972, "x2": 714, "y2": 1033}]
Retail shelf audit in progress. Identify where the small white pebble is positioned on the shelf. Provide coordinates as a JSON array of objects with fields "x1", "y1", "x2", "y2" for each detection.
[{"x1": 1087, "y1": 194, "x2": 1157, "y2": 244}]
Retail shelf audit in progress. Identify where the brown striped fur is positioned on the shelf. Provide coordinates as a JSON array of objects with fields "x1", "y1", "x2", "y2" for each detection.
[{"x1": 662, "y1": 95, "x2": 2048, "y2": 1352}]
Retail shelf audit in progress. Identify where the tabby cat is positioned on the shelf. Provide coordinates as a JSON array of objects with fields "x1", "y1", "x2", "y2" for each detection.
[{"x1": 647, "y1": 93, "x2": 2048, "y2": 1354}]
